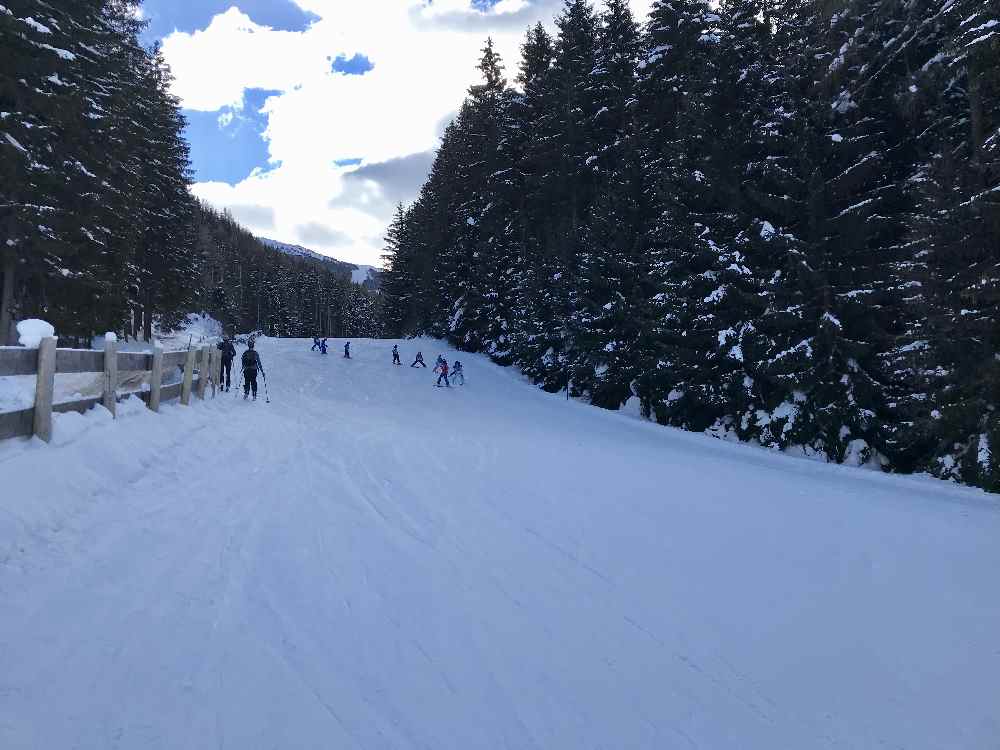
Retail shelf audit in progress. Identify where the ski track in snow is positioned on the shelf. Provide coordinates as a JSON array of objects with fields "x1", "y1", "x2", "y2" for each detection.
[{"x1": 1, "y1": 338, "x2": 999, "y2": 749}]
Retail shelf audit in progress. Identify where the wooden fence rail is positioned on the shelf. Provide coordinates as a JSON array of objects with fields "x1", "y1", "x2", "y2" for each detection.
[{"x1": 0, "y1": 338, "x2": 221, "y2": 442}]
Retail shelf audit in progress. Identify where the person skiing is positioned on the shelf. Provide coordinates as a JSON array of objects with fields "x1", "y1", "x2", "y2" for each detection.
[
  {"x1": 434, "y1": 357, "x2": 450, "y2": 387},
  {"x1": 411, "y1": 351, "x2": 426, "y2": 368},
  {"x1": 344, "y1": 341, "x2": 351, "y2": 358},
  {"x1": 392, "y1": 344, "x2": 401, "y2": 365},
  {"x1": 311, "y1": 337, "x2": 321, "y2": 351},
  {"x1": 452, "y1": 360, "x2": 464, "y2": 385},
  {"x1": 217, "y1": 337, "x2": 236, "y2": 391},
  {"x1": 320, "y1": 338, "x2": 328, "y2": 355},
  {"x1": 241, "y1": 339, "x2": 263, "y2": 400}
]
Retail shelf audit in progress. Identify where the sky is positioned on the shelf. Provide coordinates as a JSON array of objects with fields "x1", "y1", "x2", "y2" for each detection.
[{"x1": 146, "y1": 0, "x2": 654, "y2": 267}]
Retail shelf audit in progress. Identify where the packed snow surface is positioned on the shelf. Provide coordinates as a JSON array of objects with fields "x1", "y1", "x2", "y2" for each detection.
[{"x1": 1, "y1": 338, "x2": 998, "y2": 749}]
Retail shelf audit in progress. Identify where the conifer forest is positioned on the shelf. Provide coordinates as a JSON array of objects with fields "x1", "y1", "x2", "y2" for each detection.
[
  {"x1": 381, "y1": 0, "x2": 1000, "y2": 489},
  {"x1": 0, "y1": 0, "x2": 380, "y2": 345}
]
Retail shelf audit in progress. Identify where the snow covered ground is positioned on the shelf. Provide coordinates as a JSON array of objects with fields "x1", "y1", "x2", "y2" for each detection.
[{"x1": 1, "y1": 337, "x2": 998, "y2": 749}]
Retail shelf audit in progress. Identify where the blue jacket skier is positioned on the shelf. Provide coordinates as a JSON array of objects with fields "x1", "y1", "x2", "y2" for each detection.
[{"x1": 392, "y1": 344, "x2": 401, "y2": 365}]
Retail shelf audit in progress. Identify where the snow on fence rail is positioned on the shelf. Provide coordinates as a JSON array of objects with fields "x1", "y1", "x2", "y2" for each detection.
[{"x1": 0, "y1": 338, "x2": 221, "y2": 442}]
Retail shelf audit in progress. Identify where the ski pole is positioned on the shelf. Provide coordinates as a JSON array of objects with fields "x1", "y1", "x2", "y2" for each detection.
[{"x1": 260, "y1": 368, "x2": 270, "y2": 403}]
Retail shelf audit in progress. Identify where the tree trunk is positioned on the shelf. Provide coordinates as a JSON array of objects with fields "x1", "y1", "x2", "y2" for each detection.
[{"x1": 0, "y1": 253, "x2": 15, "y2": 345}]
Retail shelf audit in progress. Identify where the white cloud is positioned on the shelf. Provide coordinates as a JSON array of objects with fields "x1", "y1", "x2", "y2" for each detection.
[{"x1": 165, "y1": 1, "x2": 654, "y2": 267}]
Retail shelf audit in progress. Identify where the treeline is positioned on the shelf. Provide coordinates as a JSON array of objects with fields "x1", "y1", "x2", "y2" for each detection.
[
  {"x1": 0, "y1": 1, "x2": 380, "y2": 345},
  {"x1": 381, "y1": 0, "x2": 1000, "y2": 488},
  {"x1": 196, "y1": 203, "x2": 382, "y2": 340}
]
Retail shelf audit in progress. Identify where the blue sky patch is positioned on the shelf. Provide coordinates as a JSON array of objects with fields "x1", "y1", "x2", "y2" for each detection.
[
  {"x1": 334, "y1": 158, "x2": 364, "y2": 167},
  {"x1": 331, "y1": 53, "x2": 375, "y2": 76},
  {"x1": 141, "y1": 0, "x2": 319, "y2": 44},
  {"x1": 183, "y1": 88, "x2": 281, "y2": 184}
]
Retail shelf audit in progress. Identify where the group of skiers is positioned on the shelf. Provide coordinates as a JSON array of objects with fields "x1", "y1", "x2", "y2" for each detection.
[
  {"x1": 310, "y1": 340, "x2": 465, "y2": 386},
  {"x1": 216, "y1": 336, "x2": 265, "y2": 400},
  {"x1": 217, "y1": 337, "x2": 465, "y2": 401},
  {"x1": 311, "y1": 337, "x2": 351, "y2": 358},
  {"x1": 403, "y1": 347, "x2": 464, "y2": 387}
]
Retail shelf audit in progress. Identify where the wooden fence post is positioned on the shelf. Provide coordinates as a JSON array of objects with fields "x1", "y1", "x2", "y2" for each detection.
[
  {"x1": 148, "y1": 344, "x2": 163, "y2": 413},
  {"x1": 103, "y1": 337, "x2": 118, "y2": 418},
  {"x1": 209, "y1": 345, "x2": 219, "y2": 398},
  {"x1": 197, "y1": 345, "x2": 210, "y2": 400},
  {"x1": 181, "y1": 348, "x2": 195, "y2": 405},
  {"x1": 33, "y1": 336, "x2": 57, "y2": 442}
]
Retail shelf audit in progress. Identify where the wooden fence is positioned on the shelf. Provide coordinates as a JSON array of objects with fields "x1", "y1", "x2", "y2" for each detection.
[{"x1": 0, "y1": 338, "x2": 222, "y2": 442}]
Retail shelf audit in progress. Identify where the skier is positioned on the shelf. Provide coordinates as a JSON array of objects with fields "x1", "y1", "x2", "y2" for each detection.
[
  {"x1": 411, "y1": 351, "x2": 426, "y2": 368},
  {"x1": 241, "y1": 339, "x2": 264, "y2": 400},
  {"x1": 344, "y1": 341, "x2": 351, "y2": 358},
  {"x1": 320, "y1": 338, "x2": 328, "y2": 355},
  {"x1": 392, "y1": 344, "x2": 401, "y2": 365},
  {"x1": 217, "y1": 337, "x2": 236, "y2": 391},
  {"x1": 311, "y1": 337, "x2": 321, "y2": 351},
  {"x1": 452, "y1": 360, "x2": 464, "y2": 385},
  {"x1": 434, "y1": 357, "x2": 450, "y2": 387}
]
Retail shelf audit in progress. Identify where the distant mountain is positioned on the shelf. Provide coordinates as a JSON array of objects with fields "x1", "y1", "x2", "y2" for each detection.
[{"x1": 258, "y1": 237, "x2": 380, "y2": 289}]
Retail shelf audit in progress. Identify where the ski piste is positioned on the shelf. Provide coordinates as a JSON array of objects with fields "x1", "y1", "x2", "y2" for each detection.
[{"x1": 1, "y1": 337, "x2": 998, "y2": 750}]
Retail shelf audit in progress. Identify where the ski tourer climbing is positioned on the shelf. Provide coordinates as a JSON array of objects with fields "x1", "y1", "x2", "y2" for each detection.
[
  {"x1": 241, "y1": 339, "x2": 264, "y2": 400},
  {"x1": 434, "y1": 358, "x2": 450, "y2": 388},
  {"x1": 411, "y1": 351, "x2": 426, "y2": 368},
  {"x1": 392, "y1": 344, "x2": 401, "y2": 365},
  {"x1": 344, "y1": 341, "x2": 351, "y2": 359},
  {"x1": 217, "y1": 337, "x2": 236, "y2": 392},
  {"x1": 452, "y1": 360, "x2": 464, "y2": 385}
]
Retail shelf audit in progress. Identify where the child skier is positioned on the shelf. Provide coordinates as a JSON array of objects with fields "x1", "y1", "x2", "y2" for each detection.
[
  {"x1": 452, "y1": 360, "x2": 464, "y2": 385},
  {"x1": 434, "y1": 357, "x2": 450, "y2": 387},
  {"x1": 411, "y1": 351, "x2": 426, "y2": 368},
  {"x1": 392, "y1": 344, "x2": 401, "y2": 365}
]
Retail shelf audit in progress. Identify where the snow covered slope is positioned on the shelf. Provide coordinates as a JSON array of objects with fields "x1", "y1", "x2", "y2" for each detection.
[
  {"x1": 259, "y1": 237, "x2": 377, "y2": 287},
  {"x1": 1, "y1": 338, "x2": 998, "y2": 749}
]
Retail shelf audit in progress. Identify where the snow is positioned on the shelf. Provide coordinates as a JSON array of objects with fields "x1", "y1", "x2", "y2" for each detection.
[
  {"x1": 16, "y1": 318, "x2": 55, "y2": 348},
  {"x1": 0, "y1": 337, "x2": 998, "y2": 749},
  {"x1": 104, "y1": 331, "x2": 117, "y2": 344},
  {"x1": 351, "y1": 264, "x2": 377, "y2": 285},
  {"x1": 20, "y1": 16, "x2": 51, "y2": 33}
]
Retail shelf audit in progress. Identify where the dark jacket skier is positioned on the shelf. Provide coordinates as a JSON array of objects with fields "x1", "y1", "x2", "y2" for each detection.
[
  {"x1": 392, "y1": 344, "x2": 401, "y2": 365},
  {"x1": 217, "y1": 338, "x2": 237, "y2": 391},
  {"x1": 344, "y1": 341, "x2": 351, "y2": 358},
  {"x1": 241, "y1": 340, "x2": 263, "y2": 400},
  {"x1": 320, "y1": 338, "x2": 328, "y2": 355},
  {"x1": 311, "y1": 337, "x2": 321, "y2": 351},
  {"x1": 411, "y1": 351, "x2": 426, "y2": 368},
  {"x1": 452, "y1": 360, "x2": 464, "y2": 385}
]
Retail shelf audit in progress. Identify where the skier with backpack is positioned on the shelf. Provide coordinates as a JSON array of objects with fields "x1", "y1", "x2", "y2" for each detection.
[
  {"x1": 217, "y1": 337, "x2": 236, "y2": 391},
  {"x1": 392, "y1": 344, "x2": 401, "y2": 365},
  {"x1": 241, "y1": 339, "x2": 264, "y2": 400},
  {"x1": 411, "y1": 351, "x2": 426, "y2": 368},
  {"x1": 434, "y1": 357, "x2": 450, "y2": 388}
]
